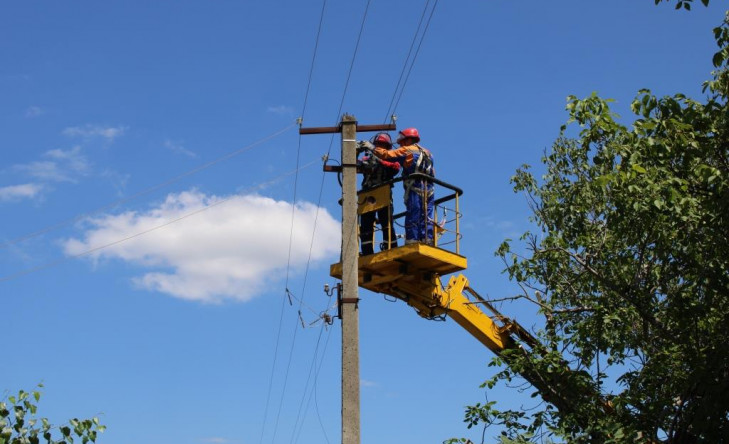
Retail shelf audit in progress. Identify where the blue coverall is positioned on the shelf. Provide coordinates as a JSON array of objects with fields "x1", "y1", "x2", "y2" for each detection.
[{"x1": 373, "y1": 143, "x2": 435, "y2": 243}]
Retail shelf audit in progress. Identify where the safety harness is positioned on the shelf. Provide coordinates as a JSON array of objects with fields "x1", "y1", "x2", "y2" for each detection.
[{"x1": 404, "y1": 144, "x2": 434, "y2": 199}]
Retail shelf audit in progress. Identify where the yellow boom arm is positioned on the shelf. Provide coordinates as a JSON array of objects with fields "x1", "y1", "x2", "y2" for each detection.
[{"x1": 330, "y1": 243, "x2": 611, "y2": 422}]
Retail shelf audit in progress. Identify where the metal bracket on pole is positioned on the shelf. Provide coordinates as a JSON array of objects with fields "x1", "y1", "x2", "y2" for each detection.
[{"x1": 299, "y1": 123, "x2": 396, "y2": 135}]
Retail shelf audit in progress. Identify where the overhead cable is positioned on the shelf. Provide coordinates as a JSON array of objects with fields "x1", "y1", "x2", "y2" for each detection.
[
  {"x1": 0, "y1": 159, "x2": 319, "y2": 283},
  {"x1": 267, "y1": 0, "x2": 384, "y2": 442},
  {"x1": 0, "y1": 122, "x2": 297, "y2": 250},
  {"x1": 290, "y1": 320, "x2": 334, "y2": 444},
  {"x1": 331, "y1": 0, "x2": 373, "y2": 154},
  {"x1": 300, "y1": 0, "x2": 329, "y2": 121},
  {"x1": 383, "y1": 0, "x2": 433, "y2": 123},
  {"x1": 270, "y1": 1, "x2": 374, "y2": 442},
  {"x1": 308, "y1": 324, "x2": 334, "y2": 444},
  {"x1": 261, "y1": 1, "x2": 331, "y2": 443},
  {"x1": 385, "y1": 0, "x2": 440, "y2": 121}
]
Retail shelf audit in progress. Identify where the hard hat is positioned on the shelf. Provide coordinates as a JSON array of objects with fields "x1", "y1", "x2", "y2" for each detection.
[
  {"x1": 371, "y1": 132, "x2": 392, "y2": 147},
  {"x1": 397, "y1": 127, "x2": 420, "y2": 144}
]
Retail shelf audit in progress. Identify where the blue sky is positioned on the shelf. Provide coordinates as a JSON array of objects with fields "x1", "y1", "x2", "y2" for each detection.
[{"x1": 1, "y1": 1, "x2": 726, "y2": 443}]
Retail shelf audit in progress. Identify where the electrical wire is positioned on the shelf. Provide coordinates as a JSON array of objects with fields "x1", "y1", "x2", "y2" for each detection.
[
  {"x1": 259, "y1": 0, "x2": 331, "y2": 442},
  {"x1": 270, "y1": 138, "x2": 338, "y2": 443},
  {"x1": 261, "y1": 125, "x2": 306, "y2": 444},
  {"x1": 390, "y1": 0, "x2": 439, "y2": 117},
  {"x1": 383, "y1": 0, "x2": 433, "y2": 123},
  {"x1": 331, "y1": 0, "x2": 373, "y2": 141},
  {"x1": 269, "y1": 306, "x2": 303, "y2": 443},
  {"x1": 263, "y1": 0, "x2": 441, "y2": 440},
  {"x1": 268, "y1": 1, "x2": 373, "y2": 441},
  {"x1": 292, "y1": 320, "x2": 334, "y2": 444},
  {"x1": 286, "y1": 287, "x2": 336, "y2": 323},
  {"x1": 258, "y1": 278, "x2": 293, "y2": 444},
  {"x1": 309, "y1": 324, "x2": 334, "y2": 444},
  {"x1": 384, "y1": 0, "x2": 440, "y2": 121},
  {"x1": 0, "y1": 159, "x2": 319, "y2": 283},
  {"x1": 0, "y1": 122, "x2": 297, "y2": 250},
  {"x1": 288, "y1": 308, "x2": 333, "y2": 444},
  {"x1": 300, "y1": 0, "x2": 329, "y2": 121}
]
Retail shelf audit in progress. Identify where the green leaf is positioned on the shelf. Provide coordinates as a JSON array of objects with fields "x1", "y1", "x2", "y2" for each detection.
[
  {"x1": 594, "y1": 175, "x2": 611, "y2": 187},
  {"x1": 713, "y1": 51, "x2": 725, "y2": 68}
]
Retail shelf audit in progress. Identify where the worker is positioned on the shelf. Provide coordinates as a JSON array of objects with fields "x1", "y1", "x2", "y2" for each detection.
[
  {"x1": 357, "y1": 132, "x2": 400, "y2": 255},
  {"x1": 373, "y1": 127, "x2": 435, "y2": 244}
]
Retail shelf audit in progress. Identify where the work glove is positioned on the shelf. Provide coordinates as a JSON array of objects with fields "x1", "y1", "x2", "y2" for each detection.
[{"x1": 356, "y1": 140, "x2": 374, "y2": 153}]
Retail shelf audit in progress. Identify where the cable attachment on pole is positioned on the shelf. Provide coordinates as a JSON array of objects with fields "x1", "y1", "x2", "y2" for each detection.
[
  {"x1": 296, "y1": 116, "x2": 303, "y2": 127},
  {"x1": 323, "y1": 283, "x2": 336, "y2": 297},
  {"x1": 321, "y1": 313, "x2": 333, "y2": 325}
]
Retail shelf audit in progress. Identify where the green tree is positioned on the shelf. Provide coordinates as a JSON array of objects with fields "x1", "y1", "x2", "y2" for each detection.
[
  {"x1": 655, "y1": 0, "x2": 710, "y2": 11},
  {"x1": 0, "y1": 386, "x2": 105, "y2": 444},
  {"x1": 450, "y1": 11, "x2": 729, "y2": 444}
]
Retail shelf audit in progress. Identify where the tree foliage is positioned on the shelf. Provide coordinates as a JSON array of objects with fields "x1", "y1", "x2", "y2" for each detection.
[
  {"x1": 655, "y1": 0, "x2": 710, "y2": 11},
  {"x1": 451, "y1": 11, "x2": 729, "y2": 444},
  {"x1": 0, "y1": 386, "x2": 105, "y2": 444}
]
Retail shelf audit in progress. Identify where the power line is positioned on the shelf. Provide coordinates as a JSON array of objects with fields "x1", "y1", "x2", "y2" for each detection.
[
  {"x1": 271, "y1": 133, "x2": 343, "y2": 441},
  {"x1": 308, "y1": 324, "x2": 334, "y2": 444},
  {"x1": 332, "y1": 0, "x2": 373, "y2": 132},
  {"x1": 300, "y1": 0, "x2": 329, "y2": 121},
  {"x1": 383, "y1": 0, "x2": 434, "y2": 123},
  {"x1": 391, "y1": 0, "x2": 439, "y2": 117},
  {"x1": 263, "y1": 0, "x2": 440, "y2": 441},
  {"x1": 0, "y1": 122, "x2": 297, "y2": 250},
  {"x1": 269, "y1": 1, "x2": 374, "y2": 442},
  {"x1": 385, "y1": 0, "x2": 440, "y2": 121},
  {"x1": 0, "y1": 159, "x2": 319, "y2": 283},
  {"x1": 290, "y1": 319, "x2": 334, "y2": 444},
  {"x1": 259, "y1": 0, "x2": 330, "y2": 442}
]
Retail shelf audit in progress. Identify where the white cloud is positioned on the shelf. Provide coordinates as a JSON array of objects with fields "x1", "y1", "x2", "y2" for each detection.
[
  {"x1": 15, "y1": 146, "x2": 89, "y2": 182},
  {"x1": 267, "y1": 105, "x2": 294, "y2": 115},
  {"x1": 361, "y1": 379, "x2": 378, "y2": 388},
  {"x1": 63, "y1": 124, "x2": 127, "y2": 142},
  {"x1": 62, "y1": 190, "x2": 341, "y2": 303},
  {"x1": 25, "y1": 106, "x2": 44, "y2": 118},
  {"x1": 46, "y1": 146, "x2": 90, "y2": 173},
  {"x1": 0, "y1": 183, "x2": 43, "y2": 202},
  {"x1": 15, "y1": 161, "x2": 66, "y2": 182},
  {"x1": 201, "y1": 438, "x2": 230, "y2": 444},
  {"x1": 164, "y1": 139, "x2": 196, "y2": 158}
]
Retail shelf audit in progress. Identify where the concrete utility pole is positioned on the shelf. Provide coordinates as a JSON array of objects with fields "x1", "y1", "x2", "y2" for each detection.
[
  {"x1": 300, "y1": 115, "x2": 395, "y2": 444},
  {"x1": 339, "y1": 115, "x2": 360, "y2": 444}
]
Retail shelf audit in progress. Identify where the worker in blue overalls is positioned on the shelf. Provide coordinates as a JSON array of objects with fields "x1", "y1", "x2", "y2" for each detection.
[{"x1": 373, "y1": 127, "x2": 435, "y2": 244}]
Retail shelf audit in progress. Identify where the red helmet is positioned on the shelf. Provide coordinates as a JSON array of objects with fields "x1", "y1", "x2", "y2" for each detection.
[
  {"x1": 397, "y1": 127, "x2": 420, "y2": 144},
  {"x1": 371, "y1": 132, "x2": 392, "y2": 147}
]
